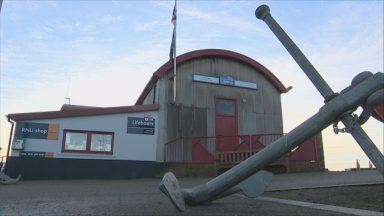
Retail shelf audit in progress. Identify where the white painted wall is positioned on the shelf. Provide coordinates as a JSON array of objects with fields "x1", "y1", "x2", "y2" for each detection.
[{"x1": 10, "y1": 111, "x2": 159, "y2": 161}]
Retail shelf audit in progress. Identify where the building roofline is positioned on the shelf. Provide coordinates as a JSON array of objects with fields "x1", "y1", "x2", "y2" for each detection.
[
  {"x1": 7, "y1": 104, "x2": 160, "y2": 121},
  {"x1": 135, "y1": 49, "x2": 287, "y2": 105}
]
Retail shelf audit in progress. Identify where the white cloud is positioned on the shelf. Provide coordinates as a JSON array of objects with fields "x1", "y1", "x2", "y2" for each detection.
[
  {"x1": 134, "y1": 20, "x2": 166, "y2": 32},
  {"x1": 181, "y1": 3, "x2": 265, "y2": 34},
  {"x1": 100, "y1": 15, "x2": 123, "y2": 24},
  {"x1": 150, "y1": 1, "x2": 173, "y2": 10}
]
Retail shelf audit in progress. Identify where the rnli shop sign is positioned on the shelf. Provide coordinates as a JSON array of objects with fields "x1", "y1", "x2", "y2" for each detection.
[
  {"x1": 127, "y1": 115, "x2": 155, "y2": 135},
  {"x1": 15, "y1": 122, "x2": 59, "y2": 140}
]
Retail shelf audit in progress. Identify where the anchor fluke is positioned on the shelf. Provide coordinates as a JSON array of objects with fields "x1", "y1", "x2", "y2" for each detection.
[
  {"x1": 215, "y1": 170, "x2": 273, "y2": 199},
  {"x1": 0, "y1": 172, "x2": 21, "y2": 185},
  {"x1": 159, "y1": 172, "x2": 185, "y2": 211},
  {"x1": 236, "y1": 170, "x2": 273, "y2": 198}
]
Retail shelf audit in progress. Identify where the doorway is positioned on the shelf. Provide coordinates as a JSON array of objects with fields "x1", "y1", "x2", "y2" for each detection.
[{"x1": 215, "y1": 97, "x2": 238, "y2": 152}]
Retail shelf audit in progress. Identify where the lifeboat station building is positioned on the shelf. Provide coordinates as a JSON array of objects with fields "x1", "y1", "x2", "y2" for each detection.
[{"x1": 5, "y1": 49, "x2": 325, "y2": 179}]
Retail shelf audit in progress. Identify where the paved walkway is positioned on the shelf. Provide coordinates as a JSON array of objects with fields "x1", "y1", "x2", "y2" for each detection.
[
  {"x1": 0, "y1": 179, "x2": 348, "y2": 216},
  {"x1": 0, "y1": 170, "x2": 383, "y2": 215},
  {"x1": 256, "y1": 196, "x2": 384, "y2": 216},
  {"x1": 266, "y1": 170, "x2": 383, "y2": 191}
]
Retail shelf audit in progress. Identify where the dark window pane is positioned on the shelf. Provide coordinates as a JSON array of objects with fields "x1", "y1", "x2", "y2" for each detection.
[{"x1": 217, "y1": 99, "x2": 235, "y2": 115}]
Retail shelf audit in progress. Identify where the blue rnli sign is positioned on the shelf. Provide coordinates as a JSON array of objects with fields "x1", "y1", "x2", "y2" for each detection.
[
  {"x1": 15, "y1": 122, "x2": 49, "y2": 139},
  {"x1": 219, "y1": 76, "x2": 235, "y2": 86},
  {"x1": 127, "y1": 115, "x2": 155, "y2": 135},
  {"x1": 193, "y1": 74, "x2": 257, "y2": 90}
]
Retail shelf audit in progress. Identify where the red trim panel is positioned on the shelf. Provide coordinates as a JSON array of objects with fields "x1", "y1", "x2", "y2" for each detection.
[
  {"x1": 192, "y1": 138, "x2": 214, "y2": 163},
  {"x1": 135, "y1": 49, "x2": 287, "y2": 105}
]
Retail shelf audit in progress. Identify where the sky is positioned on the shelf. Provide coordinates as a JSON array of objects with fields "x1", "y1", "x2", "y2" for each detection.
[{"x1": 0, "y1": 0, "x2": 383, "y2": 171}]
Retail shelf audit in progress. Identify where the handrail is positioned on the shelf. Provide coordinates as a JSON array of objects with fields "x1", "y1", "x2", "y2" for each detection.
[
  {"x1": 165, "y1": 133, "x2": 283, "y2": 142},
  {"x1": 163, "y1": 133, "x2": 317, "y2": 168}
]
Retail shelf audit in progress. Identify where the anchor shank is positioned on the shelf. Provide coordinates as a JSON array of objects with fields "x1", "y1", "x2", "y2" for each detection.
[
  {"x1": 255, "y1": 5, "x2": 334, "y2": 99},
  {"x1": 256, "y1": 5, "x2": 384, "y2": 175}
]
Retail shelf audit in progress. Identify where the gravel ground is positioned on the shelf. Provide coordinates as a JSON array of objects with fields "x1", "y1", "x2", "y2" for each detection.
[
  {"x1": 265, "y1": 184, "x2": 384, "y2": 212},
  {"x1": 0, "y1": 179, "x2": 348, "y2": 216}
]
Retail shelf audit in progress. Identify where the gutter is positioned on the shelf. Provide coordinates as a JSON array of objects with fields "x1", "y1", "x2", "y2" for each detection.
[{"x1": 4, "y1": 116, "x2": 15, "y2": 172}]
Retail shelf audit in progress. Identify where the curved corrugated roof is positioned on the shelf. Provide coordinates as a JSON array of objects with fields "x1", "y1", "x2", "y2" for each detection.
[{"x1": 135, "y1": 49, "x2": 286, "y2": 105}]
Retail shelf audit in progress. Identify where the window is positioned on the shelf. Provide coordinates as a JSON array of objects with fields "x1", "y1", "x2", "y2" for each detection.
[
  {"x1": 217, "y1": 99, "x2": 236, "y2": 116},
  {"x1": 64, "y1": 132, "x2": 87, "y2": 151},
  {"x1": 90, "y1": 133, "x2": 112, "y2": 152},
  {"x1": 62, "y1": 130, "x2": 114, "y2": 154}
]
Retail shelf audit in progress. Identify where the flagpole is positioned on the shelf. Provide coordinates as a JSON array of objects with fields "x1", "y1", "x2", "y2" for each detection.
[{"x1": 173, "y1": 0, "x2": 177, "y2": 104}]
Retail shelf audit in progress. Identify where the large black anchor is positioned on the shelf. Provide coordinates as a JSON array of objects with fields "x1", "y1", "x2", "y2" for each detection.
[{"x1": 159, "y1": 5, "x2": 384, "y2": 212}]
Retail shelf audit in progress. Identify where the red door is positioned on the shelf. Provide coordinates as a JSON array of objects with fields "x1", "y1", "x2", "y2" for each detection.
[{"x1": 215, "y1": 97, "x2": 238, "y2": 152}]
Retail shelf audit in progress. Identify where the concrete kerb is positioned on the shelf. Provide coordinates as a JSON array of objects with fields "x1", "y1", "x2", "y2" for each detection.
[
  {"x1": 252, "y1": 196, "x2": 384, "y2": 216},
  {"x1": 265, "y1": 170, "x2": 384, "y2": 191},
  {"x1": 266, "y1": 182, "x2": 384, "y2": 192}
]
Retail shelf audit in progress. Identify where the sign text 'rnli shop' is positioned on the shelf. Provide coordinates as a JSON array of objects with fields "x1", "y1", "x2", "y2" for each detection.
[{"x1": 15, "y1": 122, "x2": 59, "y2": 140}]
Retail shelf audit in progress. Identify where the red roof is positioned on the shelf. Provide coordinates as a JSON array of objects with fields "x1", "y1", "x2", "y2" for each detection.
[
  {"x1": 7, "y1": 104, "x2": 159, "y2": 121},
  {"x1": 135, "y1": 49, "x2": 286, "y2": 105}
]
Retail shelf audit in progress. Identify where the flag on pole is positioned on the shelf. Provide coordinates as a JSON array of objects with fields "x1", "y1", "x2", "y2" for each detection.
[
  {"x1": 169, "y1": 1, "x2": 177, "y2": 61},
  {"x1": 171, "y1": 2, "x2": 177, "y2": 25}
]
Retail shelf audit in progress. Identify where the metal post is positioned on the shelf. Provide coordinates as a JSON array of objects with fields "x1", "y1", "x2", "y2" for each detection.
[
  {"x1": 181, "y1": 137, "x2": 184, "y2": 162},
  {"x1": 249, "y1": 135, "x2": 252, "y2": 156},
  {"x1": 255, "y1": 5, "x2": 384, "y2": 175},
  {"x1": 173, "y1": 0, "x2": 177, "y2": 103}
]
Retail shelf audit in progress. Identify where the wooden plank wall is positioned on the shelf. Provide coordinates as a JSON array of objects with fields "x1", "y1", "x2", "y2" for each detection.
[{"x1": 145, "y1": 56, "x2": 285, "y2": 161}]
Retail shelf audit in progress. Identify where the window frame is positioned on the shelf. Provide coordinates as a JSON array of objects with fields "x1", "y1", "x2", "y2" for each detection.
[
  {"x1": 62, "y1": 129, "x2": 114, "y2": 155},
  {"x1": 215, "y1": 97, "x2": 237, "y2": 117}
]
